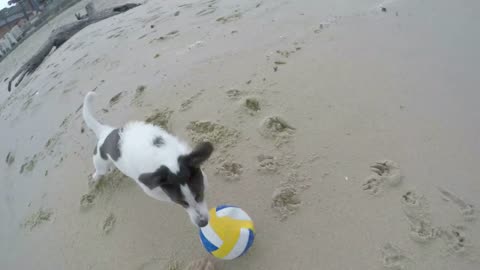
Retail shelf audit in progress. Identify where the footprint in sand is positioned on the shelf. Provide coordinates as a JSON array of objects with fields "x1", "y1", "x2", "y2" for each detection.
[
  {"x1": 180, "y1": 89, "x2": 205, "y2": 111},
  {"x1": 272, "y1": 171, "x2": 311, "y2": 221},
  {"x1": 109, "y1": 92, "x2": 124, "y2": 107},
  {"x1": 401, "y1": 191, "x2": 438, "y2": 243},
  {"x1": 438, "y1": 187, "x2": 475, "y2": 221},
  {"x1": 107, "y1": 29, "x2": 125, "y2": 39},
  {"x1": 216, "y1": 161, "x2": 243, "y2": 181},
  {"x1": 138, "y1": 33, "x2": 149, "y2": 40},
  {"x1": 314, "y1": 24, "x2": 325, "y2": 34},
  {"x1": 102, "y1": 213, "x2": 116, "y2": 234},
  {"x1": 243, "y1": 97, "x2": 261, "y2": 114},
  {"x1": 186, "y1": 258, "x2": 215, "y2": 270},
  {"x1": 381, "y1": 243, "x2": 413, "y2": 270},
  {"x1": 186, "y1": 121, "x2": 240, "y2": 149},
  {"x1": 68, "y1": 41, "x2": 86, "y2": 51},
  {"x1": 21, "y1": 208, "x2": 53, "y2": 231},
  {"x1": 196, "y1": 0, "x2": 218, "y2": 16},
  {"x1": 179, "y1": 3, "x2": 193, "y2": 9},
  {"x1": 138, "y1": 257, "x2": 184, "y2": 270},
  {"x1": 131, "y1": 85, "x2": 146, "y2": 106},
  {"x1": 80, "y1": 193, "x2": 96, "y2": 209},
  {"x1": 137, "y1": 258, "x2": 163, "y2": 270},
  {"x1": 259, "y1": 116, "x2": 295, "y2": 147},
  {"x1": 362, "y1": 160, "x2": 403, "y2": 195},
  {"x1": 257, "y1": 154, "x2": 278, "y2": 173},
  {"x1": 275, "y1": 47, "x2": 301, "y2": 59},
  {"x1": 21, "y1": 95, "x2": 34, "y2": 112},
  {"x1": 145, "y1": 108, "x2": 173, "y2": 131},
  {"x1": 45, "y1": 133, "x2": 62, "y2": 156},
  {"x1": 73, "y1": 53, "x2": 89, "y2": 67},
  {"x1": 197, "y1": 7, "x2": 217, "y2": 16},
  {"x1": 216, "y1": 12, "x2": 242, "y2": 24},
  {"x1": 59, "y1": 113, "x2": 72, "y2": 128},
  {"x1": 5, "y1": 151, "x2": 15, "y2": 166},
  {"x1": 19, "y1": 156, "x2": 37, "y2": 174},
  {"x1": 54, "y1": 155, "x2": 65, "y2": 168},
  {"x1": 149, "y1": 30, "x2": 179, "y2": 43},
  {"x1": 272, "y1": 185, "x2": 302, "y2": 221},
  {"x1": 80, "y1": 169, "x2": 133, "y2": 209},
  {"x1": 80, "y1": 122, "x2": 86, "y2": 134},
  {"x1": 370, "y1": 160, "x2": 403, "y2": 185},
  {"x1": 90, "y1": 169, "x2": 132, "y2": 192},
  {"x1": 440, "y1": 225, "x2": 468, "y2": 254},
  {"x1": 165, "y1": 260, "x2": 181, "y2": 270},
  {"x1": 272, "y1": 59, "x2": 288, "y2": 72},
  {"x1": 225, "y1": 89, "x2": 245, "y2": 100},
  {"x1": 362, "y1": 176, "x2": 382, "y2": 195}
]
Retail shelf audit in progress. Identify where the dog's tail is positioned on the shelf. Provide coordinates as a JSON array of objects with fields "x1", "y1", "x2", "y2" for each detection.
[{"x1": 83, "y1": 92, "x2": 106, "y2": 138}]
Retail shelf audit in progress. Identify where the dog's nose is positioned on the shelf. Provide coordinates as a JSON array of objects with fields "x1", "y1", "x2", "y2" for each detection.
[{"x1": 197, "y1": 218, "x2": 209, "y2": 228}]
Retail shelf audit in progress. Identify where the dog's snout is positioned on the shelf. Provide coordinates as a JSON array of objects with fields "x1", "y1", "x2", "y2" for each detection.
[
  {"x1": 197, "y1": 218, "x2": 209, "y2": 228},
  {"x1": 187, "y1": 200, "x2": 209, "y2": 228}
]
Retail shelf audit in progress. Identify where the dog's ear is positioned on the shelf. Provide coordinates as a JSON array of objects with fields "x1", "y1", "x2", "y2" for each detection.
[
  {"x1": 184, "y1": 142, "x2": 214, "y2": 168},
  {"x1": 138, "y1": 166, "x2": 169, "y2": 189}
]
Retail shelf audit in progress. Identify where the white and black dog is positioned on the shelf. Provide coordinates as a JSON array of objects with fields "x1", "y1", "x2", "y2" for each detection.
[{"x1": 82, "y1": 92, "x2": 213, "y2": 227}]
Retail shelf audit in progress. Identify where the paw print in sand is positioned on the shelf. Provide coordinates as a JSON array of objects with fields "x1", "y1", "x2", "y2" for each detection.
[
  {"x1": 362, "y1": 160, "x2": 403, "y2": 195},
  {"x1": 381, "y1": 243, "x2": 413, "y2": 270},
  {"x1": 362, "y1": 176, "x2": 383, "y2": 195},
  {"x1": 370, "y1": 160, "x2": 403, "y2": 185},
  {"x1": 401, "y1": 191, "x2": 438, "y2": 243},
  {"x1": 441, "y1": 226, "x2": 467, "y2": 253},
  {"x1": 186, "y1": 258, "x2": 214, "y2": 270},
  {"x1": 216, "y1": 161, "x2": 243, "y2": 181}
]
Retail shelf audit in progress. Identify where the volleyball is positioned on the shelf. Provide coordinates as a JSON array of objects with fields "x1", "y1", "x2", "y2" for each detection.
[{"x1": 199, "y1": 205, "x2": 255, "y2": 260}]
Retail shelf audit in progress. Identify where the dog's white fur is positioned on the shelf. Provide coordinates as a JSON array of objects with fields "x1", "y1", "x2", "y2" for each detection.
[{"x1": 83, "y1": 92, "x2": 209, "y2": 226}]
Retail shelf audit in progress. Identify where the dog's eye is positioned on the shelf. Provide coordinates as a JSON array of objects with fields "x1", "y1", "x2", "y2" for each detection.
[{"x1": 179, "y1": 200, "x2": 189, "y2": 208}]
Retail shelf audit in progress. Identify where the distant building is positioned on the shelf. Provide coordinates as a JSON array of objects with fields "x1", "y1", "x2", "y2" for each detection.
[{"x1": 0, "y1": 1, "x2": 40, "y2": 39}]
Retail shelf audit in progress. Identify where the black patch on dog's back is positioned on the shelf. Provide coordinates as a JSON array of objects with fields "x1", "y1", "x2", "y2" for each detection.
[
  {"x1": 100, "y1": 129, "x2": 122, "y2": 161},
  {"x1": 153, "y1": 136, "x2": 164, "y2": 147},
  {"x1": 93, "y1": 144, "x2": 97, "y2": 155}
]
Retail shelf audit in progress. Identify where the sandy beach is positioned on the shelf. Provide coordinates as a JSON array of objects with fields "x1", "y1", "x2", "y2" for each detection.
[{"x1": 1, "y1": 0, "x2": 479, "y2": 269}]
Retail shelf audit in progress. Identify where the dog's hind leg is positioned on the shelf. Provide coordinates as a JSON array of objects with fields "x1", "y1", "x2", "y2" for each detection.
[{"x1": 92, "y1": 152, "x2": 112, "y2": 182}]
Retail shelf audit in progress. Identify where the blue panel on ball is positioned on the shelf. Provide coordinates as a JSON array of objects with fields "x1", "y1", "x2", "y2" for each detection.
[
  {"x1": 200, "y1": 230, "x2": 219, "y2": 253},
  {"x1": 216, "y1": 204, "x2": 235, "y2": 211},
  {"x1": 240, "y1": 229, "x2": 255, "y2": 257}
]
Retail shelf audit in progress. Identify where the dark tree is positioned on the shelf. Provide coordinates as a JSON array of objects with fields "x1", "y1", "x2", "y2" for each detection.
[{"x1": 8, "y1": 2, "x2": 140, "y2": 92}]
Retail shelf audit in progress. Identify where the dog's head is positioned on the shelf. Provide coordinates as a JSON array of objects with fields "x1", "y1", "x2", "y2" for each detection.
[{"x1": 139, "y1": 142, "x2": 213, "y2": 227}]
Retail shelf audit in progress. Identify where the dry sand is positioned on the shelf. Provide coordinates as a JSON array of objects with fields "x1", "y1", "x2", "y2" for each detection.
[{"x1": 1, "y1": 0, "x2": 480, "y2": 269}]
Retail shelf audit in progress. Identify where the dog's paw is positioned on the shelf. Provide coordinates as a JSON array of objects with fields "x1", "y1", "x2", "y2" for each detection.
[
  {"x1": 88, "y1": 172, "x2": 101, "y2": 188},
  {"x1": 91, "y1": 172, "x2": 101, "y2": 181}
]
